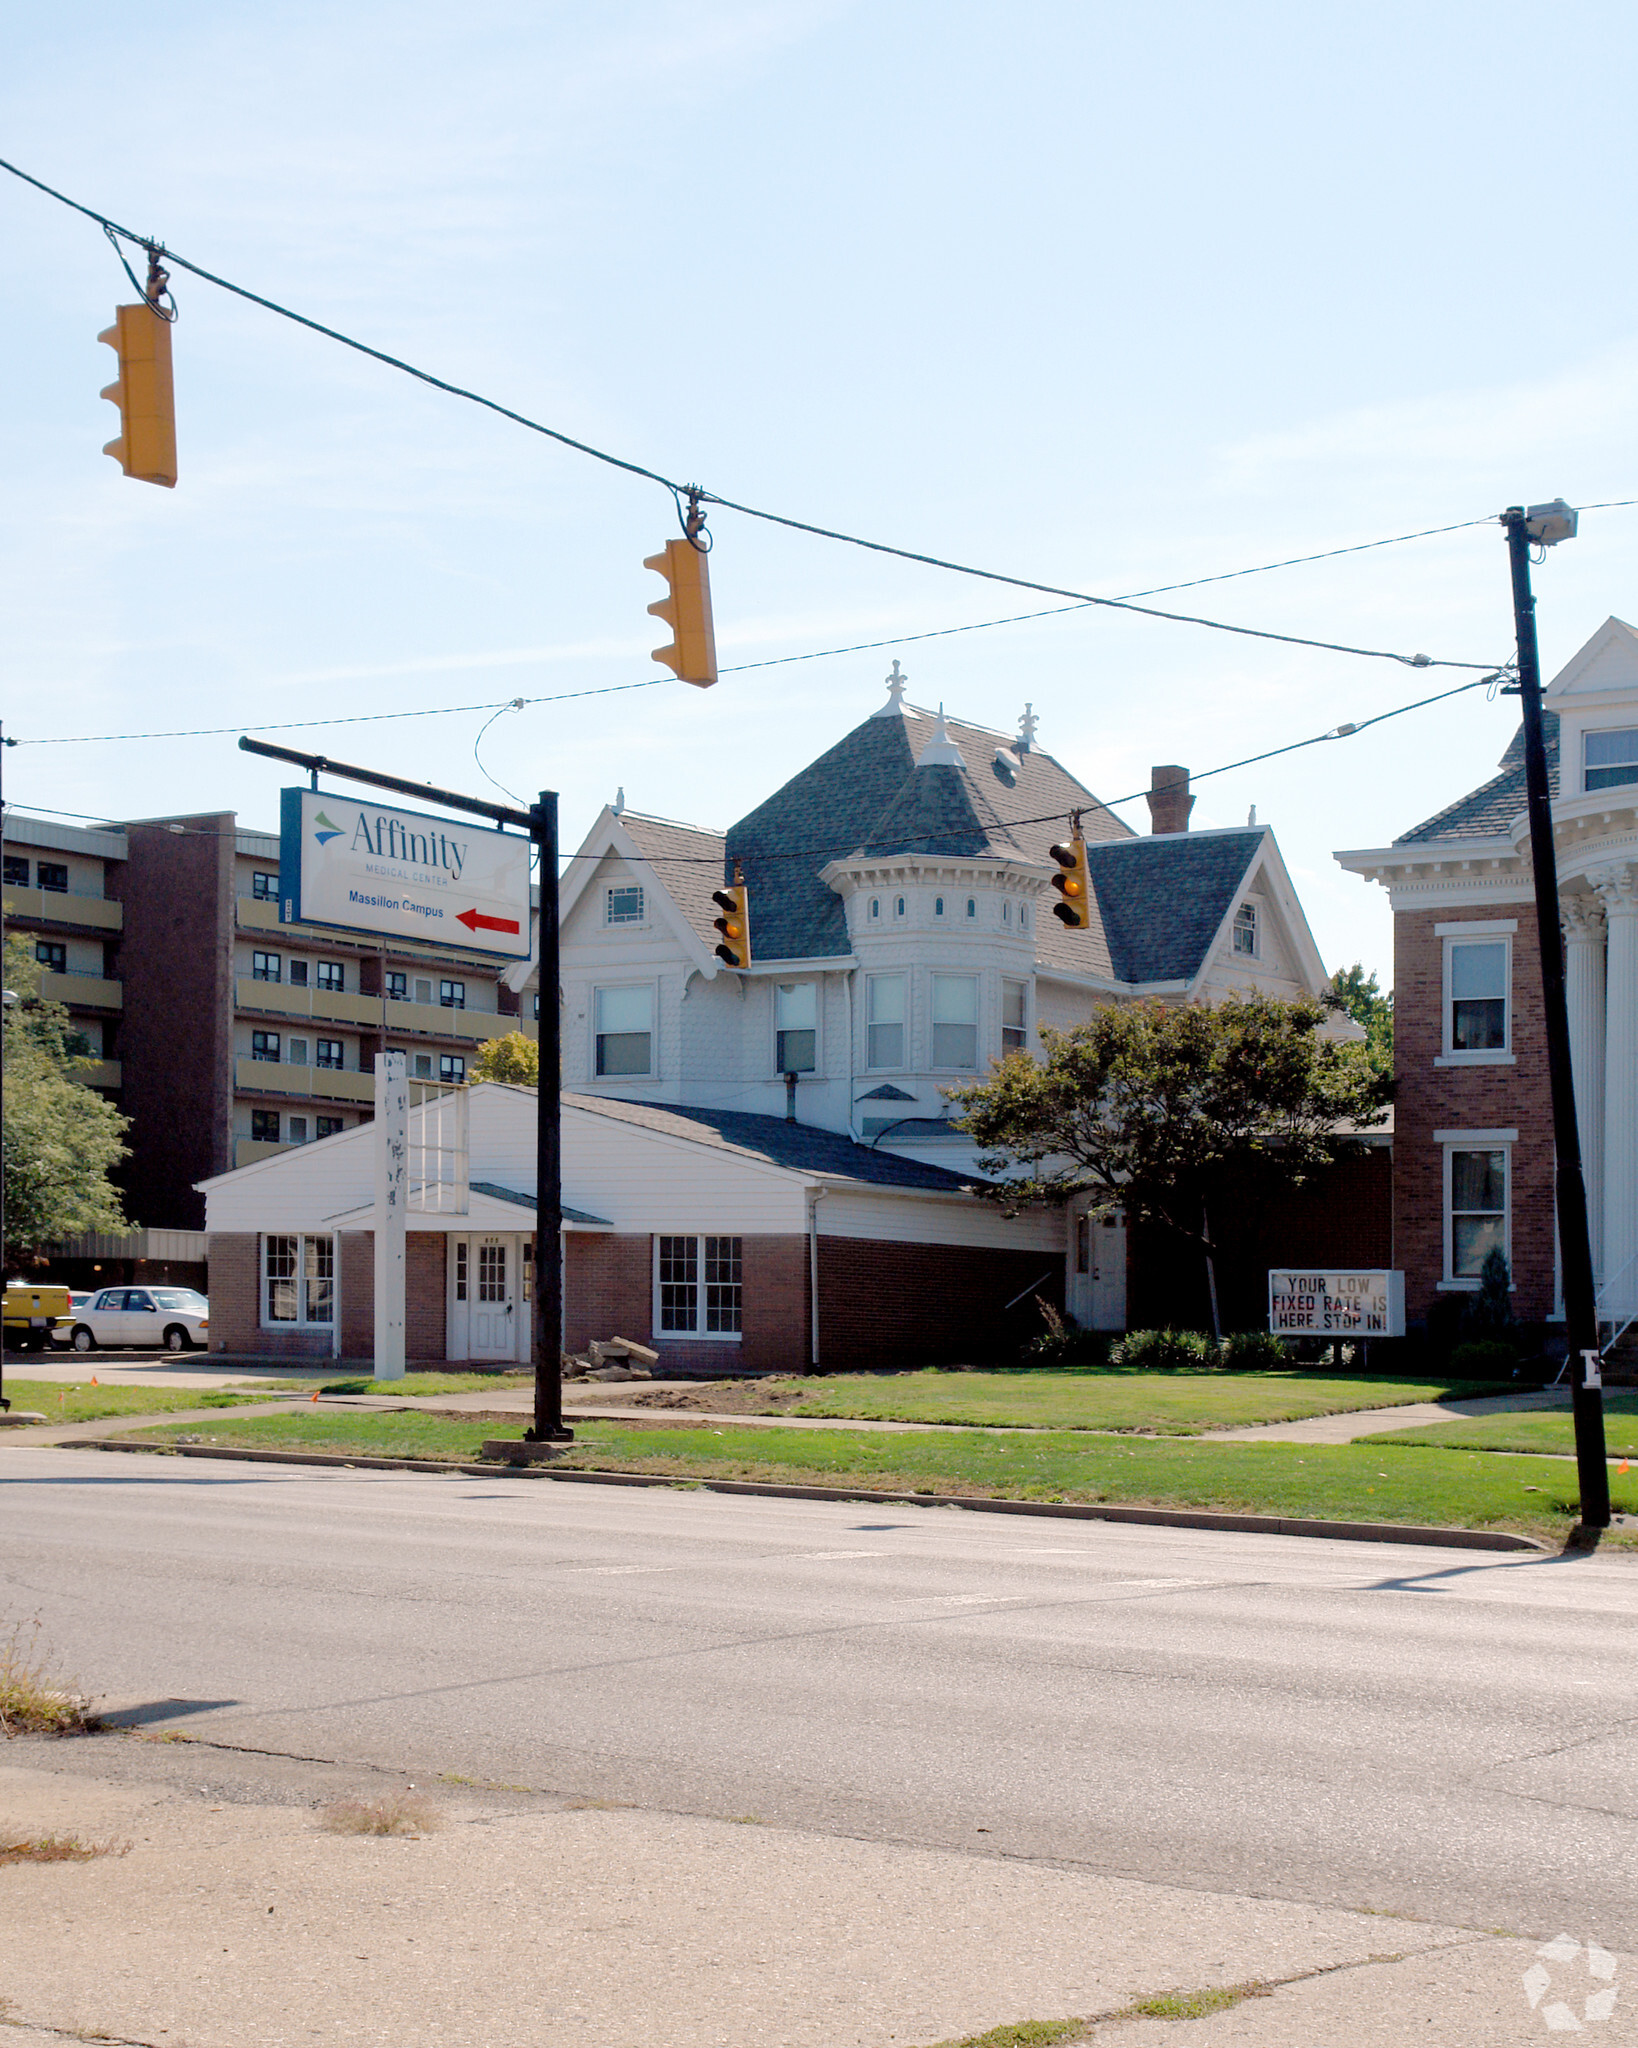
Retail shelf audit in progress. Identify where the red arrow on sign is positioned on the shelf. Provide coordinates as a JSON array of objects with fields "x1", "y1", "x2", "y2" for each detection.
[{"x1": 455, "y1": 908, "x2": 521, "y2": 935}]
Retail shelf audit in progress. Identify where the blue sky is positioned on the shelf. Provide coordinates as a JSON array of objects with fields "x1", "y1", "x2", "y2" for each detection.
[{"x1": 5, "y1": 1, "x2": 1637, "y2": 986}]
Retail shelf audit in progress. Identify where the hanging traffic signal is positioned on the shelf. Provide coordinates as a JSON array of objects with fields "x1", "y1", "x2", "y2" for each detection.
[
  {"x1": 1048, "y1": 825, "x2": 1091, "y2": 929},
  {"x1": 98, "y1": 301, "x2": 177, "y2": 488},
  {"x1": 644, "y1": 537, "x2": 717, "y2": 687},
  {"x1": 712, "y1": 871, "x2": 751, "y2": 968}
]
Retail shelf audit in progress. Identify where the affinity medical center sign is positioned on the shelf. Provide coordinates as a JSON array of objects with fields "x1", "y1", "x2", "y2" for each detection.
[{"x1": 278, "y1": 788, "x2": 531, "y2": 959}]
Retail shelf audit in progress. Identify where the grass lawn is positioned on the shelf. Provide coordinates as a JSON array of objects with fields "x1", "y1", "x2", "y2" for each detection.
[
  {"x1": 6, "y1": 1381, "x2": 279, "y2": 1425},
  {"x1": 116, "y1": 1409, "x2": 1638, "y2": 1545},
  {"x1": 260, "y1": 1372, "x2": 532, "y2": 1398},
  {"x1": 1372, "y1": 1393, "x2": 1638, "y2": 1459},
  {"x1": 705, "y1": 1368, "x2": 1521, "y2": 1435}
]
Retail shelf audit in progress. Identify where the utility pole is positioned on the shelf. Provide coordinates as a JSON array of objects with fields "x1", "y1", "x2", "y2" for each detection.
[{"x1": 1504, "y1": 502, "x2": 1609, "y2": 1529}]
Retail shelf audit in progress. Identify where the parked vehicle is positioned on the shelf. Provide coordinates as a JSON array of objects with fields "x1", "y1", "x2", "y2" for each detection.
[
  {"x1": 49, "y1": 1295, "x2": 94, "y2": 1348},
  {"x1": 3, "y1": 1283, "x2": 71, "y2": 1352},
  {"x1": 67, "y1": 1287, "x2": 210, "y2": 1353}
]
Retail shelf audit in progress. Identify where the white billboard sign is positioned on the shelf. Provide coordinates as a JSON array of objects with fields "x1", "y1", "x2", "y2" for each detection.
[
  {"x1": 278, "y1": 788, "x2": 531, "y2": 959},
  {"x1": 1268, "y1": 1269, "x2": 1405, "y2": 1338}
]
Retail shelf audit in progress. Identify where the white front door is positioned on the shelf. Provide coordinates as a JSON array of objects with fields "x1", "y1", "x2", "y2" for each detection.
[
  {"x1": 471, "y1": 1236, "x2": 516, "y2": 1359},
  {"x1": 1089, "y1": 1212, "x2": 1127, "y2": 1332}
]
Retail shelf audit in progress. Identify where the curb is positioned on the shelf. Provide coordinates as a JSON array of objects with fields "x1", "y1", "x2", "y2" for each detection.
[{"x1": 67, "y1": 1438, "x2": 1548, "y2": 1551}]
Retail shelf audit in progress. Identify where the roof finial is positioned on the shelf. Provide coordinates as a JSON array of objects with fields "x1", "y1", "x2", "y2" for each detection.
[
  {"x1": 915, "y1": 703, "x2": 966, "y2": 769},
  {"x1": 871, "y1": 659, "x2": 911, "y2": 718},
  {"x1": 613, "y1": 786, "x2": 625, "y2": 815},
  {"x1": 1017, "y1": 702, "x2": 1039, "y2": 754}
]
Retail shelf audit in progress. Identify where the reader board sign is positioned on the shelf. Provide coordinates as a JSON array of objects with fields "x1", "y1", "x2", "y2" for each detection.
[
  {"x1": 278, "y1": 788, "x2": 531, "y2": 959},
  {"x1": 1268, "y1": 1269, "x2": 1405, "y2": 1338}
]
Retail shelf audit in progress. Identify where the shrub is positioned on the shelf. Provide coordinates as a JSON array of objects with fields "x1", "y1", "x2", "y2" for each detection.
[
  {"x1": 1448, "y1": 1338, "x2": 1521, "y2": 1378},
  {"x1": 1018, "y1": 1297, "x2": 1110, "y2": 1368},
  {"x1": 1218, "y1": 1329, "x2": 1288, "y2": 1371},
  {"x1": 1113, "y1": 1327, "x2": 1214, "y2": 1371}
]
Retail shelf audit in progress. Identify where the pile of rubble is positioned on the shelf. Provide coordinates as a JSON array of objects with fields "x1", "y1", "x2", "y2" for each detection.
[{"x1": 561, "y1": 1336, "x2": 660, "y2": 1383}]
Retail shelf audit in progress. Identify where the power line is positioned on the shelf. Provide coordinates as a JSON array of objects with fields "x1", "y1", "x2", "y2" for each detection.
[{"x1": 2, "y1": 154, "x2": 1510, "y2": 674}]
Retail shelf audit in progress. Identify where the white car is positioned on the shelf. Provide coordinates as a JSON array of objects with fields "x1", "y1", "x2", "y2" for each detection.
[{"x1": 67, "y1": 1287, "x2": 210, "y2": 1353}]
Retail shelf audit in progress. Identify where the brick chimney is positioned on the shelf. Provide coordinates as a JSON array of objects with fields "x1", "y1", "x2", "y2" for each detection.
[{"x1": 1145, "y1": 764, "x2": 1194, "y2": 834}]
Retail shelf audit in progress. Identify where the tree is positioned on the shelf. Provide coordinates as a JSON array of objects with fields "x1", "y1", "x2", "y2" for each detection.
[
  {"x1": 948, "y1": 994, "x2": 1389, "y2": 1337},
  {"x1": 2, "y1": 939, "x2": 130, "y2": 1270},
  {"x1": 469, "y1": 1030, "x2": 539, "y2": 1087},
  {"x1": 1327, "y1": 962, "x2": 1393, "y2": 1082}
]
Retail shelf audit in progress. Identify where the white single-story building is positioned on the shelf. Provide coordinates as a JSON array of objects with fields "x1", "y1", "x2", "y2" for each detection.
[{"x1": 198, "y1": 1082, "x2": 1065, "y2": 1372}]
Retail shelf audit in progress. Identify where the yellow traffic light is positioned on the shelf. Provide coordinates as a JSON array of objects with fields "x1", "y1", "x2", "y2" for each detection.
[
  {"x1": 711, "y1": 873, "x2": 751, "y2": 969},
  {"x1": 1048, "y1": 829, "x2": 1091, "y2": 930},
  {"x1": 644, "y1": 537, "x2": 717, "y2": 687},
  {"x1": 98, "y1": 301, "x2": 177, "y2": 488}
]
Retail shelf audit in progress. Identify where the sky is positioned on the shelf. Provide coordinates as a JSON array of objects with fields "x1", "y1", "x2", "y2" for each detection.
[{"x1": 5, "y1": 0, "x2": 1638, "y2": 989}]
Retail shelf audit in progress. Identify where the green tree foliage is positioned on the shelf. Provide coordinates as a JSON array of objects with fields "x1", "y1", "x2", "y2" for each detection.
[
  {"x1": 948, "y1": 993, "x2": 1389, "y2": 1251},
  {"x1": 469, "y1": 1030, "x2": 540, "y2": 1087},
  {"x1": 2, "y1": 939, "x2": 129, "y2": 1268},
  {"x1": 1327, "y1": 961, "x2": 1393, "y2": 1080}
]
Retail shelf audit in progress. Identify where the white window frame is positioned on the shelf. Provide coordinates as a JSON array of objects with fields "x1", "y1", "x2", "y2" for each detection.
[
  {"x1": 1437, "y1": 1132, "x2": 1514, "y2": 1289},
  {"x1": 1584, "y1": 726, "x2": 1638, "y2": 794},
  {"x1": 1002, "y1": 977, "x2": 1029, "y2": 1056},
  {"x1": 1436, "y1": 922, "x2": 1516, "y2": 1067},
  {"x1": 261, "y1": 1232, "x2": 336, "y2": 1327},
  {"x1": 606, "y1": 882, "x2": 645, "y2": 926},
  {"x1": 774, "y1": 980, "x2": 819, "y2": 1076},
  {"x1": 593, "y1": 980, "x2": 657, "y2": 1080},
  {"x1": 930, "y1": 972, "x2": 980, "y2": 1071},
  {"x1": 653, "y1": 1234, "x2": 743, "y2": 1340},
  {"x1": 866, "y1": 972, "x2": 907, "y2": 1071},
  {"x1": 1233, "y1": 901, "x2": 1258, "y2": 957}
]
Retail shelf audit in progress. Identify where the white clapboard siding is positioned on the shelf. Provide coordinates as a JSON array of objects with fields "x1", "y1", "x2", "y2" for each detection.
[
  {"x1": 561, "y1": 1103, "x2": 808, "y2": 1235},
  {"x1": 818, "y1": 1187, "x2": 1063, "y2": 1252}
]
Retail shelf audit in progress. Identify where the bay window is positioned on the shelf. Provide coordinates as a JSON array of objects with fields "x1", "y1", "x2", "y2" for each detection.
[
  {"x1": 931, "y1": 973, "x2": 978, "y2": 1069},
  {"x1": 866, "y1": 973, "x2": 905, "y2": 1069}
]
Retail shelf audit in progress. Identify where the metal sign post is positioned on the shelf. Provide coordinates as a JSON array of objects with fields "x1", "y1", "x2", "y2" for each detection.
[{"x1": 239, "y1": 737, "x2": 569, "y2": 1442}]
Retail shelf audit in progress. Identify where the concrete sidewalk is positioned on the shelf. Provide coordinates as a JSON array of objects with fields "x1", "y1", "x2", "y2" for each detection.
[{"x1": 1, "y1": 1737, "x2": 1603, "y2": 2048}]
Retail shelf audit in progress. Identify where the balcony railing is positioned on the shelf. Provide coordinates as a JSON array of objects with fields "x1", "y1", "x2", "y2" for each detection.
[
  {"x1": 234, "y1": 1057, "x2": 375, "y2": 1103},
  {"x1": 234, "y1": 975, "x2": 524, "y2": 1045},
  {"x1": 38, "y1": 971, "x2": 122, "y2": 1011},
  {"x1": 2, "y1": 886, "x2": 123, "y2": 932}
]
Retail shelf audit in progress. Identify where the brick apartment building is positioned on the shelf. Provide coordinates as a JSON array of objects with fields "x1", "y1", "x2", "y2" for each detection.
[
  {"x1": 2, "y1": 808, "x2": 536, "y2": 1231},
  {"x1": 1337, "y1": 615, "x2": 1638, "y2": 1336}
]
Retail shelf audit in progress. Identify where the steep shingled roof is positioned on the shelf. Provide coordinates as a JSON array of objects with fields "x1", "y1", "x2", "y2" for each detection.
[
  {"x1": 724, "y1": 703, "x2": 1128, "y2": 963},
  {"x1": 1085, "y1": 830, "x2": 1264, "y2": 984},
  {"x1": 563, "y1": 1092, "x2": 981, "y2": 1190},
  {"x1": 1395, "y1": 713, "x2": 1559, "y2": 844},
  {"x1": 617, "y1": 811, "x2": 727, "y2": 951}
]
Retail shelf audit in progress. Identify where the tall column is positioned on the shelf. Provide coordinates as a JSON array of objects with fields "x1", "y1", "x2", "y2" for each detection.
[
  {"x1": 1563, "y1": 896, "x2": 1607, "y2": 1290},
  {"x1": 1594, "y1": 866, "x2": 1638, "y2": 1317}
]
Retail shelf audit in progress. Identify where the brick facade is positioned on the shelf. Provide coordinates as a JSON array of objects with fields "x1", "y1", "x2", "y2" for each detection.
[
  {"x1": 817, "y1": 1235, "x2": 1064, "y2": 1370},
  {"x1": 1393, "y1": 902, "x2": 1553, "y2": 1326}
]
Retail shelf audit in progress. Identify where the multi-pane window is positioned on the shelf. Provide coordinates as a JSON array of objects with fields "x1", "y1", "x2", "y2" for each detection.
[
  {"x1": 439, "y1": 979, "x2": 466, "y2": 1010},
  {"x1": 775, "y1": 982, "x2": 817, "y2": 1074},
  {"x1": 477, "y1": 1243, "x2": 507, "y2": 1302},
  {"x1": 34, "y1": 940, "x2": 66, "y2": 974},
  {"x1": 440, "y1": 1054, "x2": 466, "y2": 1085},
  {"x1": 1233, "y1": 902, "x2": 1258, "y2": 956},
  {"x1": 288, "y1": 959, "x2": 309, "y2": 987},
  {"x1": 1448, "y1": 1149, "x2": 1506, "y2": 1280},
  {"x1": 931, "y1": 974, "x2": 978, "y2": 1068},
  {"x1": 1002, "y1": 979, "x2": 1027, "y2": 1055},
  {"x1": 386, "y1": 971, "x2": 408, "y2": 1001},
  {"x1": 607, "y1": 884, "x2": 644, "y2": 925},
  {"x1": 316, "y1": 961, "x2": 344, "y2": 993},
  {"x1": 1449, "y1": 939, "x2": 1508, "y2": 1052},
  {"x1": 867, "y1": 973, "x2": 905, "y2": 1069},
  {"x1": 3, "y1": 856, "x2": 29, "y2": 887},
  {"x1": 263, "y1": 1233, "x2": 334, "y2": 1325},
  {"x1": 251, "y1": 871, "x2": 278, "y2": 900},
  {"x1": 316, "y1": 1116, "x2": 344, "y2": 1139},
  {"x1": 658, "y1": 1235, "x2": 742, "y2": 1336},
  {"x1": 36, "y1": 863, "x2": 67, "y2": 894},
  {"x1": 315, "y1": 1038, "x2": 344, "y2": 1070},
  {"x1": 252, "y1": 951, "x2": 281, "y2": 983},
  {"x1": 1585, "y1": 728, "x2": 1638, "y2": 793},
  {"x1": 251, "y1": 1030, "x2": 280, "y2": 1062},
  {"x1": 454, "y1": 1241, "x2": 468, "y2": 1302},
  {"x1": 595, "y1": 985, "x2": 653, "y2": 1076},
  {"x1": 251, "y1": 1109, "x2": 280, "y2": 1143}
]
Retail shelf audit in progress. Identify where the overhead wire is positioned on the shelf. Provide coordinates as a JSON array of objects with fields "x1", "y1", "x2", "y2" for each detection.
[{"x1": 0, "y1": 153, "x2": 1514, "y2": 675}]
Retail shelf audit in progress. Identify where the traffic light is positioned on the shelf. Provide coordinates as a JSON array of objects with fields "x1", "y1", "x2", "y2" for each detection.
[
  {"x1": 98, "y1": 302, "x2": 177, "y2": 487},
  {"x1": 644, "y1": 538, "x2": 717, "y2": 687},
  {"x1": 711, "y1": 871, "x2": 751, "y2": 969},
  {"x1": 1048, "y1": 827, "x2": 1091, "y2": 929}
]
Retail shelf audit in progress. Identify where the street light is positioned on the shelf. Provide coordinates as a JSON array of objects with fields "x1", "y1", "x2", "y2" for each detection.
[{"x1": 1503, "y1": 500, "x2": 1610, "y2": 1530}]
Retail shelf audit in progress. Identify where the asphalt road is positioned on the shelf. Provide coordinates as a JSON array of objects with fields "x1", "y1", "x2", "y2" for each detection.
[{"x1": 9, "y1": 1446, "x2": 1638, "y2": 1947}]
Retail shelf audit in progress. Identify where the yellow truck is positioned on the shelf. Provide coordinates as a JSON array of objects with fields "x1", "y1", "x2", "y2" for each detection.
[{"x1": 3, "y1": 1283, "x2": 72, "y2": 1353}]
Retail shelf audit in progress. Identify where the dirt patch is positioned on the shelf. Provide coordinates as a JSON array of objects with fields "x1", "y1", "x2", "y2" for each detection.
[{"x1": 617, "y1": 1382, "x2": 807, "y2": 1415}]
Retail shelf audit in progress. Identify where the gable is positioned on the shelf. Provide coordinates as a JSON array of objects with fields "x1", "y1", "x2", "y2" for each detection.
[
  {"x1": 1544, "y1": 616, "x2": 1638, "y2": 701},
  {"x1": 1082, "y1": 830, "x2": 1262, "y2": 984}
]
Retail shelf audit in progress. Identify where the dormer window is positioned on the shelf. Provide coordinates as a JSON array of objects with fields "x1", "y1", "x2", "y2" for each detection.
[
  {"x1": 1233, "y1": 902, "x2": 1258, "y2": 956},
  {"x1": 1585, "y1": 729, "x2": 1638, "y2": 792}
]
